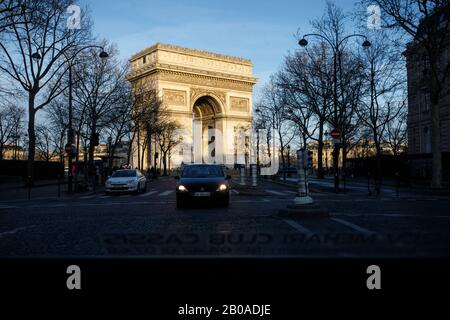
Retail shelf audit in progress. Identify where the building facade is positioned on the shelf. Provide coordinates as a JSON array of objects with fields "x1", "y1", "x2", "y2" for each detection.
[{"x1": 404, "y1": 6, "x2": 450, "y2": 180}]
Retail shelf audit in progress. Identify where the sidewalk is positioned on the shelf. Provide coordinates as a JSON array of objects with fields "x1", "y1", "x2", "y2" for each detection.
[
  {"x1": 0, "y1": 179, "x2": 62, "y2": 191},
  {"x1": 0, "y1": 180, "x2": 105, "y2": 202}
]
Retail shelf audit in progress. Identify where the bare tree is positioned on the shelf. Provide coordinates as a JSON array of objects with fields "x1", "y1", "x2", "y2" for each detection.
[
  {"x1": 0, "y1": 102, "x2": 24, "y2": 159},
  {"x1": 256, "y1": 76, "x2": 295, "y2": 170},
  {"x1": 279, "y1": 43, "x2": 334, "y2": 178},
  {"x1": 104, "y1": 82, "x2": 133, "y2": 173},
  {"x1": 0, "y1": 0, "x2": 91, "y2": 183},
  {"x1": 359, "y1": 0, "x2": 450, "y2": 187},
  {"x1": 45, "y1": 97, "x2": 68, "y2": 164},
  {"x1": 157, "y1": 120, "x2": 182, "y2": 176},
  {"x1": 302, "y1": 2, "x2": 367, "y2": 186},
  {"x1": 71, "y1": 42, "x2": 127, "y2": 185},
  {"x1": 384, "y1": 101, "x2": 408, "y2": 156},
  {"x1": 0, "y1": 0, "x2": 23, "y2": 31},
  {"x1": 131, "y1": 83, "x2": 167, "y2": 171},
  {"x1": 356, "y1": 31, "x2": 405, "y2": 192},
  {"x1": 35, "y1": 123, "x2": 56, "y2": 161}
]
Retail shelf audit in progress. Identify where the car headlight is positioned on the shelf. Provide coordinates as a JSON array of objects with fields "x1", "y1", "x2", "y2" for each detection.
[
  {"x1": 178, "y1": 185, "x2": 188, "y2": 192},
  {"x1": 217, "y1": 184, "x2": 227, "y2": 191},
  {"x1": 127, "y1": 179, "x2": 136, "y2": 185}
]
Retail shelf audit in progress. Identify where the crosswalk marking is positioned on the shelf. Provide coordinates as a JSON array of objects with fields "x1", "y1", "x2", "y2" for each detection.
[
  {"x1": 284, "y1": 190, "x2": 297, "y2": 194},
  {"x1": 231, "y1": 189, "x2": 239, "y2": 195},
  {"x1": 330, "y1": 218, "x2": 376, "y2": 236},
  {"x1": 283, "y1": 219, "x2": 315, "y2": 237},
  {"x1": 100, "y1": 195, "x2": 111, "y2": 199},
  {"x1": 158, "y1": 190, "x2": 174, "y2": 196},
  {"x1": 139, "y1": 190, "x2": 158, "y2": 197},
  {"x1": 266, "y1": 189, "x2": 286, "y2": 196}
]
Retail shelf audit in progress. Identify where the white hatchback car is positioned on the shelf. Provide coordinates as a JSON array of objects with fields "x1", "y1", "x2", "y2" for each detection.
[{"x1": 105, "y1": 169, "x2": 147, "y2": 194}]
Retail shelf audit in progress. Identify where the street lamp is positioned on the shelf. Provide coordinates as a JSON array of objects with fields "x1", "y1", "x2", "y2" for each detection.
[
  {"x1": 31, "y1": 46, "x2": 109, "y2": 192},
  {"x1": 298, "y1": 33, "x2": 370, "y2": 192}
]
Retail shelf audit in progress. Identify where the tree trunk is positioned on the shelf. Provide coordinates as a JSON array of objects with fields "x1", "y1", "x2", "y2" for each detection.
[
  {"x1": 317, "y1": 120, "x2": 324, "y2": 179},
  {"x1": 162, "y1": 151, "x2": 168, "y2": 176},
  {"x1": 27, "y1": 92, "x2": 36, "y2": 185},
  {"x1": 88, "y1": 123, "x2": 96, "y2": 188},
  {"x1": 374, "y1": 138, "x2": 382, "y2": 195}
]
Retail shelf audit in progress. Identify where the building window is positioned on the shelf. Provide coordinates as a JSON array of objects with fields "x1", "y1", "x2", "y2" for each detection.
[
  {"x1": 143, "y1": 55, "x2": 146, "y2": 64},
  {"x1": 420, "y1": 92, "x2": 431, "y2": 113}
]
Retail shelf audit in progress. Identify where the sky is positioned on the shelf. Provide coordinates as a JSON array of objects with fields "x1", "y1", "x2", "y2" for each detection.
[{"x1": 81, "y1": 0, "x2": 359, "y2": 97}]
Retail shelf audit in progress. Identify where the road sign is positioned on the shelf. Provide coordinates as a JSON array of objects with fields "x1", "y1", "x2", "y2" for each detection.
[
  {"x1": 330, "y1": 129, "x2": 341, "y2": 139},
  {"x1": 65, "y1": 143, "x2": 72, "y2": 153}
]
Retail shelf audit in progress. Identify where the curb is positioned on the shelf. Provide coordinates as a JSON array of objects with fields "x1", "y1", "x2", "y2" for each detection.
[
  {"x1": 278, "y1": 203, "x2": 329, "y2": 219},
  {"x1": 265, "y1": 179, "x2": 325, "y2": 194}
]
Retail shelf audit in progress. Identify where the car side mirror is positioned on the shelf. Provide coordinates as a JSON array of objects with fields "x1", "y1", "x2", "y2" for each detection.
[
  {"x1": 226, "y1": 175, "x2": 231, "y2": 180},
  {"x1": 174, "y1": 176, "x2": 180, "y2": 180}
]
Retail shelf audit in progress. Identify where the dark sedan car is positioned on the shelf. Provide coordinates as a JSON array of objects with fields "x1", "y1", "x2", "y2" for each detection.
[{"x1": 175, "y1": 164, "x2": 231, "y2": 208}]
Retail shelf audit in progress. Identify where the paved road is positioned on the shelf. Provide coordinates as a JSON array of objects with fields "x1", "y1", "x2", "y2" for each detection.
[{"x1": 0, "y1": 177, "x2": 449, "y2": 257}]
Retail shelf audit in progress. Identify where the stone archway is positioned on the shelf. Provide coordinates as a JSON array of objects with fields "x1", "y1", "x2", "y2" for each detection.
[
  {"x1": 192, "y1": 95, "x2": 223, "y2": 163},
  {"x1": 127, "y1": 43, "x2": 256, "y2": 169}
]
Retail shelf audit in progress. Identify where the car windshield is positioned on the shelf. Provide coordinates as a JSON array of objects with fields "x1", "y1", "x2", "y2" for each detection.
[
  {"x1": 182, "y1": 165, "x2": 223, "y2": 178},
  {"x1": 112, "y1": 170, "x2": 136, "y2": 178}
]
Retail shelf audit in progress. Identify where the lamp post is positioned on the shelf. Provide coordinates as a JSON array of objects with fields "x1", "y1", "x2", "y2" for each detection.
[
  {"x1": 32, "y1": 46, "x2": 108, "y2": 192},
  {"x1": 299, "y1": 33, "x2": 370, "y2": 192},
  {"x1": 287, "y1": 145, "x2": 291, "y2": 177}
]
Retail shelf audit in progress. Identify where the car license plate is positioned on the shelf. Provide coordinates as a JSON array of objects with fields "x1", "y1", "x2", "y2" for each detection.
[{"x1": 194, "y1": 192, "x2": 211, "y2": 197}]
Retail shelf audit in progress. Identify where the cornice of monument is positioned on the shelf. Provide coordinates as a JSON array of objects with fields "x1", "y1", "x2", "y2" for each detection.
[
  {"x1": 129, "y1": 43, "x2": 253, "y2": 66},
  {"x1": 127, "y1": 62, "x2": 257, "y2": 85}
]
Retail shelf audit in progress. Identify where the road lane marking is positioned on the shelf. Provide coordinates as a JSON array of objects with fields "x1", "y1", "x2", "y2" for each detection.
[
  {"x1": 284, "y1": 190, "x2": 297, "y2": 194},
  {"x1": 100, "y1": 195, "x2": 111, "y2": 199},
  {"x1": 330, "y1": 218, "x2": 376, "y2": 235},
  {"x1": 0, "y1": 225, "x2": 35, "y2": 238},
  {"x1": 231, "y1": 190, "x2": 239, "y2": 195},
  {"x1": 283, "y1": 219, "x2": 315, "y2": 237},
  {"x1": 0, "y1": 205, "x2": 18, "y2": 209},
  {"x1": 80, "y1": 195, "x2": 96, "y2": 199},
  {"x1": 331, "y1": 213, "x2": 450, "y2": 219},
  {"x1": 139, "y1": 190, "x2": 158, "y2": 197},
  {"x1": 266, "y1": 189, "x2": 286, "y2": 196},
  {"x1": 158, "y1": 190, "x2": 174, "y2": 196}
]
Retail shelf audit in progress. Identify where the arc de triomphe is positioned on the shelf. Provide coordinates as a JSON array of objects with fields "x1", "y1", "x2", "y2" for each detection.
[{"x1": 127, "y1": 43, "x2": 256, "y2": 170}]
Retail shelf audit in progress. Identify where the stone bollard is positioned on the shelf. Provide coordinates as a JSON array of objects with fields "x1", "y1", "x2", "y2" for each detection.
[
  {"x1": 294, "y1": 149, "x2": 312, "y2": 205},
  {"x1": 279, "y1": 149, "x2": 328, "y2": 218}
]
